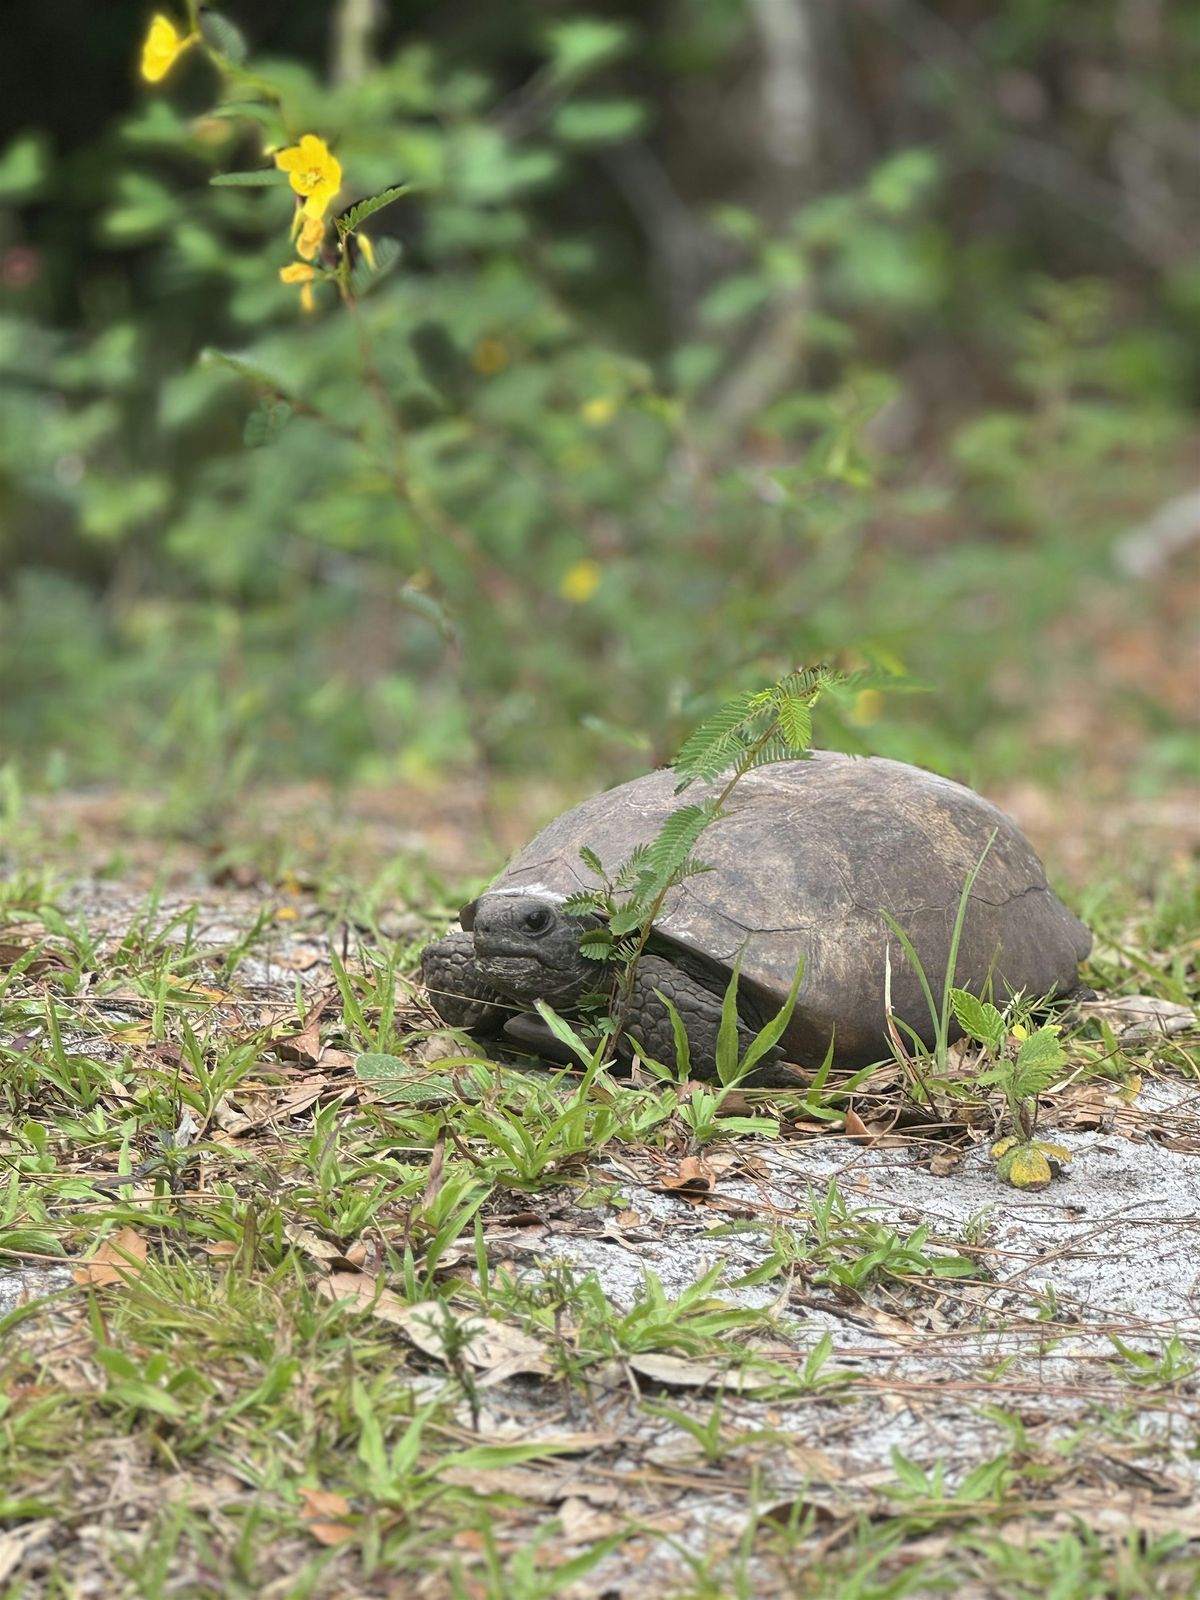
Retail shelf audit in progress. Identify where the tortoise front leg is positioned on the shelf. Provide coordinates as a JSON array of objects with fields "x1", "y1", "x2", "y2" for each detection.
[
  {"x1": 623, "y1": 954, "x2": 803, "y2": 1087},
  {"x1": 420, "y1": 930, "x2": 510, "y2": 1035}
]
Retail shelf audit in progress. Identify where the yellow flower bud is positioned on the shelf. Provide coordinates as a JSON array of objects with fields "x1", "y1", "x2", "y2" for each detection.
[
  {"x1": 580, "y1": 395, "x2": 618, "y2": 426},
  {"x1": 559, "y1": 560, "x2": 603, "y2": 604},
  {"x1": 472, "y1": 337, "x2": 509, "y2": 375},
  {"x1": 296, "y1": 214, "x2": 326, "y2": 262},
  {"x1": 849, "y1": 689, "x2": 884, "y2": 726},
  {"x1": 140, "y1": 14, "x2": 197, "y2": 84}
]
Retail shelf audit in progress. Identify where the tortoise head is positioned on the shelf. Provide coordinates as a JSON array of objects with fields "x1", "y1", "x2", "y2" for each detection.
[{"x1": 460, "y1": 890, "x2": 599, "y2": 1008}]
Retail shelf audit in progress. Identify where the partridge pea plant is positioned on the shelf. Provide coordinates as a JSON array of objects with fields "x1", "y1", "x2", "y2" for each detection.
[{"x1": 140, "y1": 9, "x2": 404, "y2": 319}]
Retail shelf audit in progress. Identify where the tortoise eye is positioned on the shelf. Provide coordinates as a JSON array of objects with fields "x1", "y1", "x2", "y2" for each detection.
[{"x1": 524, "y1": 906, "x2": 552, "y2": 933}]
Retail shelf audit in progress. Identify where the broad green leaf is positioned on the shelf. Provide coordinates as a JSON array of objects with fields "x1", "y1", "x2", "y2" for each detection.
[
  {"x1": 700, "y1": 273, "x2": 770, "y2": 327},
  {"x1": 106, "y1": 1382, "x2": 187, "y2": 1419},
  {"x1": 867, "y1": 147, "x2": 940, "y2": 216},
  {"x1": 552, "y1": 101, "x2": 646, "y2": 146},
  {"x1": 0, "y1": 132, "x2": 48, "y2": 201},
  {"x1": 207, "y1": 101, "x2": 280, "y2": 127},
  {"x1": 209, "y1": 169, "x2": 290, "y2": 188},
  {"x1": 608, "y1": 905, "x2": 645, "y2": 937},
  {"x1": 1015, "y1": 1026, "x2": 1067, "y2": 1076},
  {"x1": 397, "y1": 584, "x2": 455, "y2": 641},
  {"x1": 543, "y1": 19, "x2": 631, "y2": 81},
  {"x1": 242, "y1": 397, "x2": 292, "y2": 449},
  {"x1": 353, "y1": 1053, "x2": 461, "y2": 1104},
  {"x1": 950, "y1": 988, "x2": 1006, "y2": 1051},
  {"x1": 199, "y1": 348, "x2": 287, "y2": 391}
]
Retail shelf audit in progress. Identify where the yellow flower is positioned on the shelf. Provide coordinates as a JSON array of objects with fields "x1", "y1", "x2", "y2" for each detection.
[
  {"x1": 357, "y1": 233, "x2": 376, "y2": 269},
  {"x1": 580, "y1": 395, "x2": 618, "y2": 427},
  {"x1": 280, "y1": 261, "x2": 317, "y2": 314},
  {"x1": 559, "y1": 560, "x2": 603, "y2": 604},
  {"x1": 848, "y1": 689, "x2": 884, "y2": 726},
  {"x1": 140, "y1": 13, "x2": 197, "y2": 83},
  {"x1": 274, "y1": 134, "x2": 342, "y2": 220},
  {"x1": 296, "y1": 213, "x2": 326, "y2": 262},
  {"x1": 472, "y1": 337, "x2": 509, "y2": 376}
]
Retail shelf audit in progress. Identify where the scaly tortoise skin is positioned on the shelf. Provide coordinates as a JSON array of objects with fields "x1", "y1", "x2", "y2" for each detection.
[{"x1": 420, "y1": 753, "x2": 1091, "y2": 1082}]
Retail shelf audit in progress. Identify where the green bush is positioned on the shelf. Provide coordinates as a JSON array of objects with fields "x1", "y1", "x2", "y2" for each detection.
[{"x1": 0, "y1": 4, "x2": 1195, "y2": 796}]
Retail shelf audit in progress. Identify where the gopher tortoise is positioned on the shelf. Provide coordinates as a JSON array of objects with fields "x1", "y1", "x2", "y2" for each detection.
[{"x1": 420, "y1": 753, "x2": 1091, "y2": 1081}]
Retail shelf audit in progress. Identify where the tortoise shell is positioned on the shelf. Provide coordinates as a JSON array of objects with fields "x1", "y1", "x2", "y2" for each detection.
[{"x1": 478, "y1": 752, "x2": 1091, "y2": 1067}]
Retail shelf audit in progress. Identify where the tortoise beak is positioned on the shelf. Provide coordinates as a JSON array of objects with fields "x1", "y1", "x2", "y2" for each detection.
[{"x1": 459, "y1": 899, "x2": 478, "y2": 933}]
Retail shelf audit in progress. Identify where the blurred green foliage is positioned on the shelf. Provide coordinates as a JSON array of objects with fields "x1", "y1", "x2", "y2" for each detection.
[{"x1": 1, "y1": 1, "x2": 1197, "y2": 801}]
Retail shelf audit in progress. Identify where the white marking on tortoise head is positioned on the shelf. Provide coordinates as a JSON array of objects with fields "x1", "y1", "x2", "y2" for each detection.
[{"x1": 458, "y1": 885, "x2": 566, "y2": 932}]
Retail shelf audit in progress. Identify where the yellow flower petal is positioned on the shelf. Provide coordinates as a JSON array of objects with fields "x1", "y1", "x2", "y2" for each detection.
[
  {"x1": 296, "y1": 214, "x2": 326, "y2": 262},
  {"x1": 560, "y1": 560, "x2": 603, "y2": 604},
  {"x1": 300, "y1": 282, "x2": 315, "y2": 315},
  {"x1": 580, "y1": 395, "x2": 618, "y2": 427},
  {"x1": 274, "y1": 134, "x2": 342, "y2": 218},
  {"x1": 280, "y1": 263, "x2": 316, "y2": 284},
  {"x1": 472, "y1": 337, "x2": 508, "y2": 375},
  {"x1": 140, "y1": 13, "x2": 196, "y2": 83},
  {"x1": 849, "y1": 689, "x2": 884, "y2": 727},
  {"x1": 357, "y1": 233, "x2": 376, "y2": 269}
]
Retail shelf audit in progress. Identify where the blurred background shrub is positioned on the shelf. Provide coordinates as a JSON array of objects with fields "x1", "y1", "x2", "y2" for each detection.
[{"x1": 1, "y1": 0, "x2": 1197, "y2": 813}]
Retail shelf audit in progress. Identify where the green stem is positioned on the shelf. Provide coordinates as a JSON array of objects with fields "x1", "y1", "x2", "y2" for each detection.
[{"x1": 605, "y1": 697, "x2": 813, "y2": 1068}]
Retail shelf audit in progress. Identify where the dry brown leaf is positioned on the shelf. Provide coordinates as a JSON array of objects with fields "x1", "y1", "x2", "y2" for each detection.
[
  {"x1": 272, "y1": 992, "x2": 335, "y2": 1065},
  {"x1": 785, "y1": 1444, "x2": 843, "y2": 1480},
  {"x1": 211, "y1": 1096, "x2": 256, "y2": 1137},
  {"x1": 0, "y1": 942, "x2": 69, "y2": 977},
  {"x1": 1079, "y1": 994, "x2": 1195, "y2": 1041},
  {"x1": 298, "y1": 1486, "x2": 351, "y2": 1519},
  {"x1": 658, "y1": 1156, "x2": 713, "y2": 1197},
  {"x1": 0, "y1": 1521, "x2": 54, "y2": 1584},
  {"x1": 844, "y1": 1108, "x2": 872, "y2": 1142},
  {"x1": 317, "y1": 1275, "x2": 550, "y2": 1377},
  {"x1": 557, "y1": 1497, "x2": 625, "y2": 1544},
  {"x1": 276, "y1": 1075, "x2": 330, "y2": 1117},
  {"x1": 626, "y1": 1352, "x2": 775, "y2": 1392},
  {"x1": 72, "y1": 1226, "x2": 148, "y2": 1287},
  {"x1": 284, "y1": 1223, "x2": 343, "y2": 1266},
  {"x1": 439, "y1": 1466, "x2": 568, "y2": 1503},
  {"x1": 422, "y1": 1125, "x2": 447, "y2": 1211},
  {"x1": 308, "y1": 1521, "x2": 357, "y2": 1547},
  {"x1": 316, "y1": 1048, "x2": 358, "y2": 1072},
  {"x1": 272, "y1": 947, "x2": 326, "y2": 972},
  {"x1": 928, "y1": 1147, "x2": 965, "y2": 1177}
]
